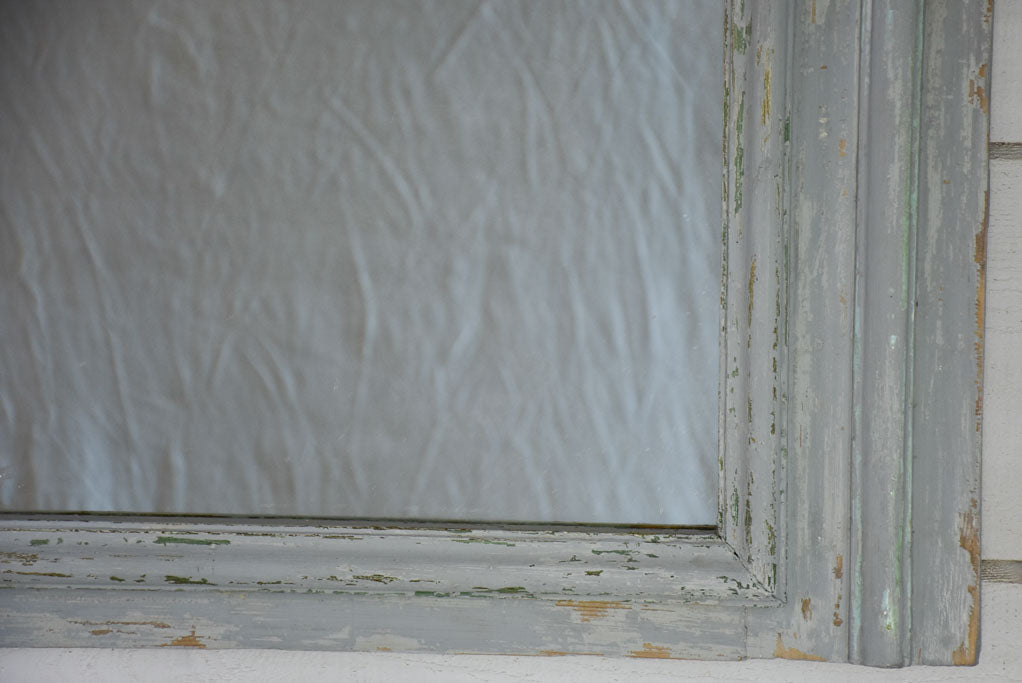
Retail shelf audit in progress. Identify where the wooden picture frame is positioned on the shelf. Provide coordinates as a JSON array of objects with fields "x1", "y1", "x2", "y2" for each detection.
[{"x1": 0, "y1": 0, "x2": 990, "y2": 666}]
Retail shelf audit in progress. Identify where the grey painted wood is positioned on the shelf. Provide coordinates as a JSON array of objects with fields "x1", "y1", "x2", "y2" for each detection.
[
  {"x1": 0, "y1": 520, "x2": 770, "y2": 606},
  {"x1": 744, "y1": 0, "x2": 860, "y2": 664},
  {"x1": 719, "y1": 0, "x2": 789, "y2": 597},
  {"x1": 0, "y1": 0, "x2": 989, "y2": 666},
  {"x1": 0, "y1": 588, "x2": 751, "y2": 658},
  {"x1": 849, "y1": 0, "x2": 923, "y2": 667},
  {"x1": 910, "y1": 0, "x2": 991, "y2": 666}
]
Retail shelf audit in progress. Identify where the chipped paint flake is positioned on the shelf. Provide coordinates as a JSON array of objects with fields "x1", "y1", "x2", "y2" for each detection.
[
  {"x1": 774, "y1": 634, "x2": 826, "y2": 661},
  {"x1": 161, "y1": 630, "x2": 207, "y2": 649},
  {"x1": 154, "y1": 536, "x2": 229, "y2": 547},
  {"x1": 952, "y1": 503, "x2": 980, "y2": 665},
  {"x1": 629, "y1": 643, "x2": 672, "y2": 659},
  {"x1": 71, "y1": 619, "x2": 171, "y2": 629},
  {"x1": 975, "y1": 192, "x2": 988, "y2": 431},
  {"x1": 555, "y1": 600, "x2": 630, "y2": 622}
]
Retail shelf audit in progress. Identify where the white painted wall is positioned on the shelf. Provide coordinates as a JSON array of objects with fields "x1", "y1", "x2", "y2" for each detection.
[{"x1": 1, "y1": 2, "x2": 1020, "y2": 679}]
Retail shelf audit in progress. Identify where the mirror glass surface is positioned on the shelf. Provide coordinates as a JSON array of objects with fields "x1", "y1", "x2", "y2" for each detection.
[{"x1": 0, "y1": 0, "x2": 723, "y2": 524}]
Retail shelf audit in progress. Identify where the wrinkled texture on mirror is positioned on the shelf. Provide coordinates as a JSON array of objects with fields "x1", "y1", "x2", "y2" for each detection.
[{"x1": 0, "y1": 0, "x2": 722, "y2": 524}]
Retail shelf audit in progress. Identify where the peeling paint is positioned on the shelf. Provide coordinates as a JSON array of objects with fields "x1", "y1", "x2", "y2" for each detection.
[
  {"x1": 747, "y1": 257, "x2": 757, "y2": 328},
  {"x1": 155, "y1": 536, "x2": 229, "y2": 547},
  {"x1": 70, "y1": 619, "x2": 171, "y2": 629},
  {"x1": 452, "y1": 538, "x2": 515, "y2": 547},
  {"x1": 761, "y1": 62, "x2": 772, "y2": 125},
  {"x1": 161, "y1": 630, "x2": 207, "y2": 649},
  {"x1": 164, "y1": 575, "x2": 211, "y2": 585},
  {"x1": 774, "y1": 634, "x2": 826, "y2": 661},
  {"x1": 952, "y1": 503, "x2": 980, "y2": 665},
  {"x1": 967, "y1": 78, "x2": 988, "y2": 114},
  {"x1": 974, "y1": 191, "x2": 988, "y2": 430},
  {"x1": 353, "y1": 574, "x2": 398, "y2": 584},
  {"x1": 734, "y1": 92, "x2": 745, "y2": 214},
  {"x1": 629, "y1": 643, "x2": 672, "y2": 659},
  {"x1": 554, "y1": 600, "x2": 629, "y2": 622},
  {"x1": 732, "y1": 21, "x2": 751, "y2": 55},
  {"x1": 1, "y1": 552, "x2": 39, "y2": 566}
]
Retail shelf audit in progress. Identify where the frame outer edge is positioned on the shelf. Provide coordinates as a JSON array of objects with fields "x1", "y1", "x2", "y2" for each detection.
[{"x1": 909, "y1": 0, "x2": 991, "y2": 666}]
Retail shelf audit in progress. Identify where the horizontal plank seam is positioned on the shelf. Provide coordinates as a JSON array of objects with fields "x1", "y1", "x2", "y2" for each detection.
[
  {"x1": 989, "y1": 141, "x2": 1022, "y2": 159},
  {"x1": 981, "y1": 559, "x2": 1022, "y2": 583}
]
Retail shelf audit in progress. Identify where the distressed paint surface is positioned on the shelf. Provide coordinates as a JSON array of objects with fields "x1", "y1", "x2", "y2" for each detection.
[
  {"x1": 720, "y1": 0, "x2": 788, "y2": 600},
  {"x1": 745, "y1": 0, "x2": 859, "y2": 664},
  {"x1": 0, "y1": 0, "x2": 988, "y2": 666},
  {"x1": 911, "y1": 0, "x2": 990, "y2": 666},
  {"x1": 848, "y1": 0, "x2": 923, "y2": 666},
  {"x1": 0, "y1": 522, "x2": 771, "y2": 607}
]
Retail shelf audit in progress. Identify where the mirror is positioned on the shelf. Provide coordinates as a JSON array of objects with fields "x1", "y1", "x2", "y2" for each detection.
[{"x1": 0, "y1": 0, "x2": 723, "y2": 524}]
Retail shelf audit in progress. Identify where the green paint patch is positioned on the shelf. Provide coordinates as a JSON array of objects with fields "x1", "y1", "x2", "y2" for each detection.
[
  {"x1": 155, "y1": 536, "x2": 229, "y2": 547},
  {"x1": 474, "y1": 586, "x2": 523, "y2": 593},
  {"x1": 164, "y1": 575, "x2": 212, "y2": 585},
  {"x1": 415, "y1": 590, "x2": 453, "y2": 597},
  {"x1": 585, "y1": 570, "x2": 603, "y2": 576},
  {"x1": 256, "y1": 580, "x2": 283, "y2": 585},
  {"x1": 645, "y1": 554, "x2": 659, "y2": 559},
  {"x1": 451, "y1": 538, "x2": 515, "y2": 547},
  {"x1": 15, "y1": 571, "x2": 72, "y2": 578},
  {"x1": 29, "y1": 539, "x2": 49, "y2": 546},
  {"x1": 591, "y1": 549, "x2": 631, "y2": 556},
  {"x1": 353, "y1": 574, "x2": 398, "y2": 584},
  {"x1": 734, "y1": 92, "x2": 745, "y2": 214},
  {"x1": 745, "y1": 499, "x2": 753, "y2": 546},
  {"x1": 109, "y1": 576, "x2": 125, "y2": 582},
  {"x1": 732, "y1": 21, "x2": 749, "y2": 54}
]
